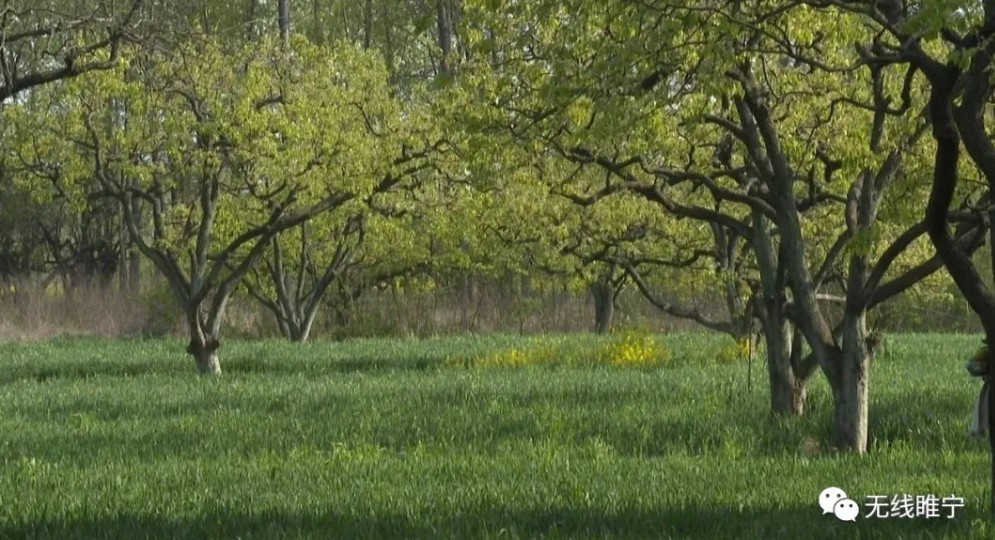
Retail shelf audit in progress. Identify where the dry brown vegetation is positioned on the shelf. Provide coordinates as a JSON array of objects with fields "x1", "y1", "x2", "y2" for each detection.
[{"x1": 0, "y1": 274, "x2": 980, "y2": 342}]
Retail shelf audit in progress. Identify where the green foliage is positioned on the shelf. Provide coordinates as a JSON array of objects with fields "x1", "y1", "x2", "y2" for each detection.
[{"x1": 4, "y1": 36, "x2": 402, "y2": 259}]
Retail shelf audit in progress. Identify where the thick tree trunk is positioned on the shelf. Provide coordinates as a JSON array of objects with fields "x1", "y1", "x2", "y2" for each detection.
[
  {"x1": 590, "y1": 280, "x2": 615, "y2": 335},
  {"x1": 187, "y1": 336, "x2": 222, "y2": 376},
  {"x1": 833, "y1": 311, "x2": 871, "y2": 452},
  {"x1": 195, "y1": 349, "x2": 221, "y2": 375},
  {"x1": 751, "y1": 211, "x2": 809, "y2": 415},
  {"x1": 738, "y1": 93, "x2": 836, "y2": 364},
  {"x1": 762, "y1": 308, "x2": 806, "y2": 415},
  {"x1": 925, "y1": 64, "x2": 995, "y2": 512},
  {"x1": 185, "y1": 305, "x2": 224, "y2": 376},
  {"x1": 287, "y1": 311, "x2": 315, "y2": 343},
  {"x1": 276, "y1": 314, "x2": 292, "y2": 342}
]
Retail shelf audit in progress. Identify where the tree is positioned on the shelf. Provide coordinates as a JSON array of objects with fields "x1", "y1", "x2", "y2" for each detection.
[
  {"x1": 0, "y1": 0, "x2": 146, "y2": 102},
  {"x1": 483, "y1": 179, "x2": 642, "y2": 336},
  {"x1": 793, "y1": 0, "x2": 995, "y2": 509},
  {"x1": 241, "y1": 153, "x2": 444, "y2": 342},
  {"x1": 457, "y1": 0, "x2": 988, "y2": 439},
  {"x1": 4, "y1": 36, "x2": 408, "y2": 373},
  {"x1": 457, "y1": 0, "x2": 817, "y2": 413},
  {"x1": 243, "y1": 212, "x2": 365, "y2": 342},
  {"x1": 717, "y1": 49, "x2": 986, "y2": 451},
  {"x1": 0, "y1": 1, "x2": 146, "y2": 300},
  {"x1": 577, "y1": 1, "x2": 989, "y2": 449}
]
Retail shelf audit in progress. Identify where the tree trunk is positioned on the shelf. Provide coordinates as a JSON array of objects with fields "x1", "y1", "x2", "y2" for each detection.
[
  {"x1": 291, "y1": 327, "x2": 311, "y2": 343},
  {"x1": 185, "y1": 304, "x2": 224, "y2": 376},
  {"x1": 311, "y1": 0, "x2": 323, "y2": 44},
  {"x1": 590, "y1": 280, "x2": 615, "y2": 335},
  {"x1": 751, "y1": 210, "x2": 809, "y2": 415},
  {"x1": 333, "y1": 305, "x2": 350, "y2": 327},
  {"x1": 276, "y1": 313, "x2": 292, "y2": 342},
  {"x1": 833, "y1": 311, "x2": 871, "y2": 452},
  {"x1": 290, "y1": 308, "x2": 317, "y2": 343},
  {"x1": 246, "y1": 0, "x2": 259, "y2": 40},
  {"x1": 763, "y1": 307, "x2": 806, "y2": 415},
  {"x1": 278, "y1": 0, "x2": 291, "y2": 47},
  {"x1": 200, "y1": 4, "x2": 211, "y2": 34},
  {"x1": 290, "y1": 322, "x2": 312, "y2": 343},
  {"x1": 460, "y1": 272, "x2": 476, "y2": 330},
  {"x1": 119, "y1": 206, "x2": 129, "y2": 293},
  {"x1": 383, "y1": 0, "x2": 396, "y2": 79},
  {"x1": 194, "y1": 349, "x2": 221, "y2": 375},
  {"x1": 332, "y1": 288, "x2": 358, "y2": 329},
  {"x1": 128, "y1": 197, "x2": 141, "y2": 294},
  {"x1": 187, "y1": 335, "x2": 222, "y2": 376},
  {"x1": 925, "y1": 60, "x2": 995, "y2": 513},
  {"x1": 436, "y1": 0, "x2": 453, "y2": 74},
  {"x1": 363, "y1": 0, "x2": 373, "y2": 50}
]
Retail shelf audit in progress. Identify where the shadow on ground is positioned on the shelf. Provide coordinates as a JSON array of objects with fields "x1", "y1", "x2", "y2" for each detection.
[
  {"x1": 0, "y1": 353, "x2": 444, "y2": 385},
  {"x1": 1, "y1": 505, "x2": 982, "y2": 540}
]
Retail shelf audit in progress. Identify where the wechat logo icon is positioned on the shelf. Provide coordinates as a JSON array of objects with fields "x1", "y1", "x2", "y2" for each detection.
[{"x1": 820, "y1": 487, "x2": 858, "y2": 522}]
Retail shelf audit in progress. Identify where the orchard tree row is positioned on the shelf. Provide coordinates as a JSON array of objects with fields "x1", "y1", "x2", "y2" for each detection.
[{"x1": 5, "y1": 0, "x2": 995, "y2": 459}]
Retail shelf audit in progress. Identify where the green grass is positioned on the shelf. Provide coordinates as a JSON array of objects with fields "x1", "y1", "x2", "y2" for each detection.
[{"x1": 0, "y1": 333, "x2": 992, "y2": 539}]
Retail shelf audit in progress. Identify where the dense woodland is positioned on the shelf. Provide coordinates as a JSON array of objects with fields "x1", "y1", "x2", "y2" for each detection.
[{"x1": 8, "y1": 0, "x2": 995, "y2": 459}]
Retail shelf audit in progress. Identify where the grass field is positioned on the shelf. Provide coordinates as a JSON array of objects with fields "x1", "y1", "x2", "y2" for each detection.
[{"x1": 0, "y1": 332, "x2": 993, "y2": 539}]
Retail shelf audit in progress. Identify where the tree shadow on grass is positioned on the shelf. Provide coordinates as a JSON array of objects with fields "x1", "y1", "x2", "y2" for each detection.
[
  {"x1": 1, "y1": 505, "x2": 983, "y2": 540},
  {"x1": 8, "y1": 386, "x2": 981, "y2": 465},
  {"x1": 0, "y1": 362, "x2": 164, "y2": 385},
  {"x1": 224, "y1": 355, "x2": 441, "y2": 376},
  {"x1": 869, "y1": 390, "x2": 979, "y2": 451},
  {"x1": 0, "y1": 353, "x2": 444, "y2": 385}
]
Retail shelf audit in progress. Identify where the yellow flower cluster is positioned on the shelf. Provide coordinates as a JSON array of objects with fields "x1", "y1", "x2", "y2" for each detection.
[
  {"x1": 445, "y1": 340, "x2": 562, "y2": 369},
  {"x1": 715, "y1": 337, "x2": 752, "y2": 364},
  {"x1": 444, "y1": 332, "x2": 673, "y2": 369},
  {"x1": 472, "y1": 347, "x2": 530, "y2": 368},
  {"x1": 600, "y1": 329, "x2": 672, "y2": 368}
]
